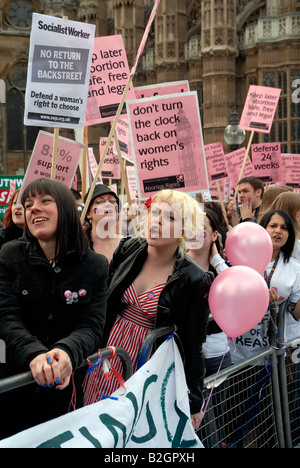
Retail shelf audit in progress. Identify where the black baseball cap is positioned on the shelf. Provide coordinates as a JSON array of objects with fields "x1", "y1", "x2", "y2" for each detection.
[{"x1": 84, "y1": 184, "x2": 120, "y2": 211}]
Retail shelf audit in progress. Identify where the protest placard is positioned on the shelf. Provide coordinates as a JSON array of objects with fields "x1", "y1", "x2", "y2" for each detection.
[
  {"x1": 239, "y1": 85, "x2": 281, "y2": 134},
  {"x1": 24, "y1": 13, "x2": 95, "y2": 129},
  {"x1": 126, "y1": 166, "x2": 138, "y2": 201},
  {"x1": 126, "y1": 92, "x2": 209, "y2": 199},
  {"x1": 113, "y1": 81, "x2": 190, "y2": 163},
  {"x1": 135, "y1": 80, "x2": 190, "y2": 99},
  {"x1": 18, "y1": 131, "x2": 84, "y2": 201},
  {"x1": 251, "y1": 142, "x2": 282, "y2": 183},
  {"x1": 100, "y1": 138, "x2": 121, "y2": 180},
  {"x1": 281, "y1": 154, "x2": 300, "y2": 189},
  {"x1": 88, "y1": 148, "x2": 103, "y2": 184},
  {"x1": 0, "y1": 338, "x2": 203, "y2": 449},
  {"x1": 204, "y1": 142, "x2": 227, "y2": 201},
  {"x1": 85, "y1": 35, "x2": 135, "y2": 126},
  {"x1": 80, "y1": 0, "x2": 161, "y2": 223},
  {"x1": 224, "y1": 147, "x2": 254, "y2": 189}
]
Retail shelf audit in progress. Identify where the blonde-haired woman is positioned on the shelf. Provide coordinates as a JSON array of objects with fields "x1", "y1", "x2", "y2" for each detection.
[{"x1": 83, "y1": 190, "x2": 213, "y2": 430}]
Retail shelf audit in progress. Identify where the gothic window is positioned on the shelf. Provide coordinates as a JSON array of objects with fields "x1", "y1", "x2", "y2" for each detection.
[
  {"x1": 6, "y1": 61, "x2": 40, "y2": 152},
  {"x1": 4, "y1": 0, "x2": 35, "y2": 29}
]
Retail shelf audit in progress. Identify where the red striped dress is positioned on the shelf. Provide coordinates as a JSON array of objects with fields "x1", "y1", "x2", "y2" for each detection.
[{"x1": 83, "y1": 281, "x2": 165, "y2": 406}]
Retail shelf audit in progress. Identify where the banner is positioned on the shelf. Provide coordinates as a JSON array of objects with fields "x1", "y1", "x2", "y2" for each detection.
[
  {"x1": 239, "y1": 85, "x2": 281, "y2": 134},
  {"x1": 18, "y1": 131, "x2": 84, "y2": 202},
  {"x1": 0, "y1": 339, "x2": 203, "y2": 449},
  {"x1": 127, "y1": 91, "x2": 209, "y2": 199},
  {"x1": 0, "y1": 176, "x2": 24, "y2": 219},
  {"x1": 85, "y1": 35, "x2": 135, "y2": 126},
  {"x1": 24, "y1": 13, "x2": 95, "y2": 129}
]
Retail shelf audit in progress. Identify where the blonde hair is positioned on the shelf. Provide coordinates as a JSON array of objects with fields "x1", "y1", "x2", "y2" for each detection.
[
  {"x1": 270, "y1": 191, "x2": 300, "y2": 238},
  {"x1": 139, "y1": 190, "x2": 205, "y2": 257},
  {"x1": 257, "y1": 185, "x2": 293, "y2": 223}
]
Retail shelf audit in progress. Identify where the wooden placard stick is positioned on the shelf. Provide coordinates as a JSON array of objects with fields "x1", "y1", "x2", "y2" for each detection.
[
  {"x1": 215, "y1": 181, "x2": 230, "y2": 231},
  {"x1": 233, "y1": 130, "x2": 255, "y2": 202},
  {"x1": 81, "y1": 126, "x2": 88, "y2": 201},
  {"x1": 50, "y1": 127, "x2": 59, "y2": 180},
  {"x1": 80, "y1": 73, "x2": 134, "y2": 224}
]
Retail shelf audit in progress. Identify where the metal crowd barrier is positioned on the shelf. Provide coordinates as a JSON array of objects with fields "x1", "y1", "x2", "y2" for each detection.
[
  {"x1": 136, "y1": 302, "x2": 300, "y2": 449},
  {"x1": 0, "y1": 346, "x2": 133, "y2": 395}
]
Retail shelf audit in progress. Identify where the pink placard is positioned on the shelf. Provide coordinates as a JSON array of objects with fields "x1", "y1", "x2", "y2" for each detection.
[
  {"x1": 204, "y1": 142, "x2": 227, "y2": 181},
  {"x1": 85, "y1": 35, "x2": 135, "y2": 126},
  {"x1": 239, "y1": 85, "x2": 281, "y2": 134},
  {"x1": 88, "y1": 148, "x2": 103, "y2": 184},
  {"x1": 126, "y1": 92, "x2": 209, "y2": 199},
  {"x1": 204, "y1": 142, "x2": 228, "y2": 201},
  {"x1": 135, "y1": 81, "x2": 190, "y2": 99},
  {"x1": 100, "y1": 138, "x2": 121, "y2": 180},
  {"x1": 114, "y1": 118, "x2": 134, "y2": 163},
  {"x1": 281, "y1": 154, "x2": 300, "y2": 189},
  {"x1": 251, "y1": 142, "x2": 282, "y2": 183},
  {"x1": 114, "y1": 81, "x2": 190, "y2": 163},
  {"x1": 18, "y1": 130, "x2": 84, "y2": 202},
  {"x1": 224, "y1": 147, "x2": 254, "y2": 188}
]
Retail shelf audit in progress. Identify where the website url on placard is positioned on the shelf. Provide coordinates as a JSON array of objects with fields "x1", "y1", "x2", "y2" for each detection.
[{"x1": 27, "y1": 112, "x2": 79, "y2": 124}]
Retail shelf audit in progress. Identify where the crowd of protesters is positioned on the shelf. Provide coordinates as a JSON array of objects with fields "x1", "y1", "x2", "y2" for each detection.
[{"x1": 0, "y1": 176, "x2": 299, "y2": 447}]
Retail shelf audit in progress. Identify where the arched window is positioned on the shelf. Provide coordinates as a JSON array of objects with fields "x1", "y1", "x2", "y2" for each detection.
[{"x1": 6, "y1": 60, "x2": 41, "y2": 153}]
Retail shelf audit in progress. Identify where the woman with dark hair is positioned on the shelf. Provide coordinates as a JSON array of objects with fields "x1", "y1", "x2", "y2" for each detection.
[
  {"x1": 231, "y1": 209, "x2": 300, "y2": 364},
  {"x1": 0, "y1": 179, "x2": 108, "y2": 440},
  {"x1": 0, "y1": 189, "x2": 25, "y2": 249}
]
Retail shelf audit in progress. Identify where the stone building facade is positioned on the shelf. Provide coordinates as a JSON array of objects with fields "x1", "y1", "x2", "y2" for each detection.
[{"x1": 0, "y1": 0, "x2": 300, "y2": 175}]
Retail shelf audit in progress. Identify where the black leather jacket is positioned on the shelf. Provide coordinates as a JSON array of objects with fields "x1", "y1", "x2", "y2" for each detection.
[
  {"x1": 105, "y1": 237, "x2": 213, "y2": 413},
  {"x1": 0, "y1": 239, "x2": 108, "y2": 379}
]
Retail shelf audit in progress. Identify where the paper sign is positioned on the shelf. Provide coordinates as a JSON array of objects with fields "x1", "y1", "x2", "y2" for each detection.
[
  {"x1": 88, "y1": 148, "x2": 103, "y2": 184},
  {"x1": 24, "y1": 13, "x2": 95, "y2": 129},
  {"x1": 126, "y1": 166, "x2": 138, "y2": 201},
  {"x1": 224, "y1": 147, "x2": 254, "y2": 188},
  {"x1": 135, "y1": 80, "x2": 190, "y2": 99},
  {"x1": 204, "y1": 142, "x2": 228, "y2": 201},
  {"x1": 127, "y1": 92, "x2": 209, "y2": 199},
  {"x1": 114, "y1": 81, "x2": 190, "y2": 163},
  {"x1": 204, "y1": 142, "x2": 227, "y2": 181},
  {"x1": 239, "y1": 85, "x2": 281, "y2": 134},
  {"x1": 100, "y1": 138, "x2": 121, "y2": 180},
  {"x1": 251, "y1": 142, "x2": 282, "y2": 183},
  {"x1": 281, "y1": 154, "x2": 300, "y2": 189},
  {"x1": 85, "y1": 35, "x2": 135, "y2": 126},
  {"x1": 18, "y1": 131, "x2": 84, "y2": 201}
]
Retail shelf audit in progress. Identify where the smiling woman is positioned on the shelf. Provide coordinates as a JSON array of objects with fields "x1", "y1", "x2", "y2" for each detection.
[{"x1": 0, "y1": 179, "x2": 109, "y2": 440}]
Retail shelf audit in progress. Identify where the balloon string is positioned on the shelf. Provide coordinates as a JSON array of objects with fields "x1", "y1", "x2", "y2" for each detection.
[{"x1": 199, "y1": 340, "x2": 230, "y2": 427}]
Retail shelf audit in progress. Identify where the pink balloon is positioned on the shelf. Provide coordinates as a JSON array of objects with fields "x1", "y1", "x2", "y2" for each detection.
[
  {"x1": 208, "y1": 266, "x2": 270, "y2": 338},
  {"x1": 226, "y1": 222, "x2": 273, "y2": 274}
]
